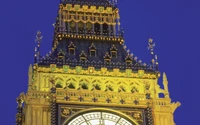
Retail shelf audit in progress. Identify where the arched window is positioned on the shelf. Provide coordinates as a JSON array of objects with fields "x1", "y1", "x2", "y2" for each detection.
[
  {"x1": 78, "y1": 21, "x2": 84, "y2": 34},
  {"x1": 103, "y1": 23, "x2": 109, "y2": 35},
  {"x1": 57, "y1": 49, "x2": 65, "y2": 59},
  {"x1": 86, "y1": 22, "x2": 92, "y2": 34},
  {"x1": 104, "y1": 52, "x2": 111, "y2": 63},
  {"x1": 79, "y1": 51, "x2": 87, "y2": 62},
  {"x1": 68, "y1": 42, "x2": 76, "y2": 55},
  {"x1": 110, "y1": 45, "x2": 117, "y2": 58},
  {"x1": 70, "y1": 21, "x2": 76, "y2": 33},
  {"x1": 89, "y1": 43, "x2": 96, "y2": 57},
  {"x1": 125, "y1": 54, "x2": 133, "y2": 65},
  {"x1": 94, "y1": 23, "x2": 100, "y2": 35}
]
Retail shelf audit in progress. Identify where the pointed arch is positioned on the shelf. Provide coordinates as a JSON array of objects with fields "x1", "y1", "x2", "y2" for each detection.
[
  {"x1": 79, "y1": 78, "x2": 90, "y2": 90},
  {"x1": 66, "y1": 77, "x2": 78, "y2": 89}
]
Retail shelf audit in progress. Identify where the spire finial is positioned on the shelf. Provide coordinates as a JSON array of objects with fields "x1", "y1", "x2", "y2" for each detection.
[
  {"x1": 34, "y1": 30, "x2": 43, "y2": 63},
  {"x1": 148, "y1": 38, "x2": 155, "y2": 55},
  {"x1": 148, "y1": 38, "x2": 159, "y2": 70},
  {"x1": 35, "y1": 30, "x2": 43, "y2": 44},
  {"x1": 163, "y1": 72, "x2": 168, "y2": 84}
]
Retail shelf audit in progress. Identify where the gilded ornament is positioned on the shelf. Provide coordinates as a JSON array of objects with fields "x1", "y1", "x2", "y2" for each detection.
[
  {"x1": 74, "y1": 5, "x2": 80, "y2": 11},
  {"x1": 50, "y1": 64, "x2": 56, "y2": 72},
  {"x1": 138, "y1": 70, "x2": 144, "y2": 78},
  {"x1": 63, "y1": 65, "x2": 69, "y2": 73},
  {"x1": 66, "y1": 4, "x2": 72, "y2": 10},
  {"x1": 99, "y1": 7, "x2": 104, "y2": 13},
  {"x1": 61, "y1": 108, "x2": 72, "y2": 118},
  {"x1": 125, "y1": 69, "x2": 132, "y2": 77}
]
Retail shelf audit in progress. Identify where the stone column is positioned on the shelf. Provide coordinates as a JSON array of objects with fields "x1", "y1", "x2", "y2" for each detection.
[{"x1": 32, "y1": 109, "x2": 36, "y2": 125}]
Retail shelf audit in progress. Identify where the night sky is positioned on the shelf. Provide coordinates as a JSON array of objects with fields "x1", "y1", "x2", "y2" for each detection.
[{"x1": 1, "y1": 0, "x2": 199, "y2": 124}]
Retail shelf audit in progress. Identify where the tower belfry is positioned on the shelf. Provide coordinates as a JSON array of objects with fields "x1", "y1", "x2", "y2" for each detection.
[{"x1": 16, "y1": 0, "x2": 180, "y2": 125}]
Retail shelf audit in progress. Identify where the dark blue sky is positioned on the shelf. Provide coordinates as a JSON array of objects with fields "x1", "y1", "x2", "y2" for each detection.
[{"x1": 1, "y1": 0, "x2": 199, "y2": 124}]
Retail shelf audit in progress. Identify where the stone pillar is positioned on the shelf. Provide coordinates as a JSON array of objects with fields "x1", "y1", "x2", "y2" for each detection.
[
  {"x1": 25, "y1": 105, "x2": 31, "y2": 125},
  {"x1": 76, "y1": 12, "x2": 78, "y2": 34},
  {"x1": 59, "y1": 6, "x2": 62, "y2": 32},
  {"x1": 43, "y1": 108, "x2": 48, "y2": 125},
  {"x1": 100, "y1": 14, "x2": 103, "y2": 35},
  {"x1": 92, "y1": 13, "x2": 94, "y2": 35},
  {"x1": 32, "y1": 109, "x2": 36, "y2": 125},
  {"x1": 84, "y1": 12, "x2": 86, "y2": 34},
  {"x1": 67, "y1": 11, "x2": 70, "y2": 33},
  {"x1": 62, "y1": 12, "x2": 66, "y2": 33}
]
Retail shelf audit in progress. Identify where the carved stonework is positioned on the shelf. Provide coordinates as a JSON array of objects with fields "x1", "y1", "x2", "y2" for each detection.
[
  {"x1": 37, "y1": 67, "x2": 157, "y2": 79},
  {"x1": 59, "y1": 106, "x2": 82, "y2": 124},
  {"x1": 122, "y1": 110, "x2": 144, "y2": 125}
]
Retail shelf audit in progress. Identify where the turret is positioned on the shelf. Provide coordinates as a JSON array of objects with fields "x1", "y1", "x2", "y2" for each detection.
[{"x1": 163, "y1": 72, "x2": 170, "y2": 98}]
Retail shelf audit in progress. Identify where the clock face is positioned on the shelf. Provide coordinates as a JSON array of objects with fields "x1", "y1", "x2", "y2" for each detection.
[{"x1": 66, "y1": 111, "x2": 135, "y2": 125}]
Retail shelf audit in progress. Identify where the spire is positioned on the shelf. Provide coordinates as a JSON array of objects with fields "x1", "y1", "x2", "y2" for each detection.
[
  {"x1": 34, "y1": 30, "x2": 43, "y2": 63},
  {"x1": 163, "y1": 72, "x2": 169, "y2": 98},
  {"x1": 28, "y1": 64, "x2": 33, "y2": 90},
  {"x1": 148, "y1": 38, "x2": 158, "y2": 71}
]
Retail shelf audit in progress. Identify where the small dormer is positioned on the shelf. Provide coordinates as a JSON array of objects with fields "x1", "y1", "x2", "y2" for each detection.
[
  {"x1": 89, "y1": 43, "x2": 96, "y2": 57},
  {"x1": 68, "y1": 42, "x2": 76, "y2": 55},
  {"x1": 104, "y1": 52, "x2": 111, "y2": 63},
  {"x1": 125, "y1": 54, "x2": 133, "y2": 65},
  {"x1": 57, "y1": 49, "x2": 65, "y2": 59},
  {"x1": 79, "y1": 51, "x2": 87, "y2": 62},
  {"x1": 110, "y1": 45, "x2": 117, "y2": 58}
]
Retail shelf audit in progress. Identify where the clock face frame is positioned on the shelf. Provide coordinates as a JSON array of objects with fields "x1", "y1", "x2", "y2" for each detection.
[
  {"x1": 66, "y1": 111, "x2": 135, "y2": 125},
  {"x1": 58, "y1": 104, "x2": 147, "y2": 125}
]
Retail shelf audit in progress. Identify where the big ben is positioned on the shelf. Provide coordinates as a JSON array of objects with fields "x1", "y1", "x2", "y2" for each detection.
[{"x1": 16, "y1": 0, "x2": 181, "y2": 125}]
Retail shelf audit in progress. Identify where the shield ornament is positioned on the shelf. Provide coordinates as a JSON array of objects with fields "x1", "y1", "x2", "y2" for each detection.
[
  {"x1": 83, "y1": 5, "x2": 88, "y2": 11},
  {"x1": 99, "y1": 7, "x2": 104, "y2": 13},
  {"x1": 88, "y1": 67, "x2": 95, "y2": 73},
  {"x1": 63, "y1": 65, "x2": 69, "y2": 73},
  {"x1": 113, "y1": 68, "x2": 119, "y2": 76},
  {"x1": 74, "y1": 5, "x2": 80, "y2": 11},
  {"x1": 90, "y1": 6, "x2": 96, "y2": 12},
  {"x1": 76, "y1": 66, "x2": 82, "y2": 73},
  {"x1": 107, "y1": 7, "x2": 112, "y2": 14},
  {"x1": 101, "y1": 67, "x2": 107, "y2": 74},
  {"x1": 50, "y1": 64, "x2": 56, "y2": 72},
  {"x1": 66, "y1": 4, "x2": 72, "y2": 10},
  {"x1": 126, "y1": 69, "x2": 132, "y2": 77},
  {"x1": 138, "y1": 70, "x2": 144, "y2": 78}
]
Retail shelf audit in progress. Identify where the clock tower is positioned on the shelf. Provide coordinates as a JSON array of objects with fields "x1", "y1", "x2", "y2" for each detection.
[{"x1": 16, "y1": 0, "x2": 180, "y2": 125}]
